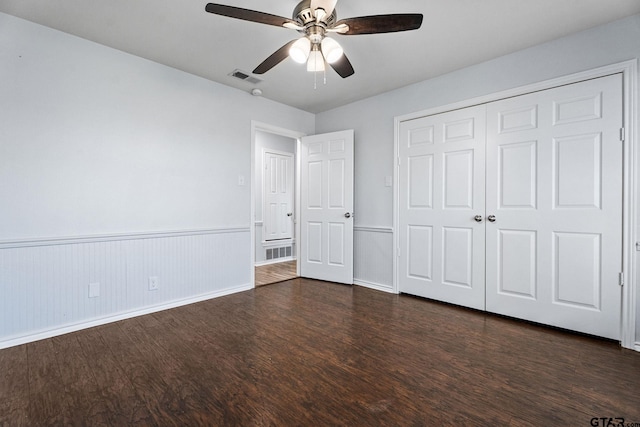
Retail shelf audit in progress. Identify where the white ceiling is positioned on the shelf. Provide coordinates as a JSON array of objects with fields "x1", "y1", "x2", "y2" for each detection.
[{"x1": 2, "y1": 0, "x2": 639, "y2": 113}]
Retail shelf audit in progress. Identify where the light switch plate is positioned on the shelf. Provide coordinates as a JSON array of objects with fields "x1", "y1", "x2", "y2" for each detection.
[{"x1": 89, "y1": 282, "x2": 100, "y2": 298}]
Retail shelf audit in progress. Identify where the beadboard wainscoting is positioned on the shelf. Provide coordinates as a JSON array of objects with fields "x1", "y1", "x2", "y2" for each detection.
[
  {"x1": 0, "y1": 228, "x2": 251, "y2": 349},
  {"x1": 354, "y1": 226, "x2": 394, "y2": 292}
]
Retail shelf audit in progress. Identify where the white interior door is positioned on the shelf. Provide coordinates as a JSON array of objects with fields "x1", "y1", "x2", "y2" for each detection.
[
  {"x1": 485, "y1": 74, "x2": 623, "y2": 339},
  {"x1": 263, "y1": 150, "x2": 294, "y2": 241},
  {"x1": 300, "y1": 130, "x2": 354, "y2": 285},
  {"x1": 398, "y1": 106, "x2": 486, "y2": 310}
]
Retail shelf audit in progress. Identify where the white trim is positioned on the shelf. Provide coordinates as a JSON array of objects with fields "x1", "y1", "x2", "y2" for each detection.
[
  {"x1": 354, "y1": 279, "x2": 395, "y2": 294},
  {"x1": 255, "y1": 257, "x2": 297, "y2": 267},
  {"x1": 354, "y1": 226, "x2": 393, "y2": 234},
  {"x1": 393, "y1": 59, "x2": 638, "y2": 349},
  {"x1": 251, "y1": 121, "x2": 307, "y2": 288},
  {"x1": 393, "y1": 108, "x2": 402, "y2": 295},
  {"x1": 0, "y1": 227, "x2": 250, "y2": 249},
  {"x1": 635, "y1": 342, "x2": 640, "y2": 352},
  {"x1": 295, "y1": 137, "x2": 302, "y2": 277},
  {"x1": 260, "y1": 238, "x2": 295, "y2": 248},
  {"x1": 621, "y1": 59, "x2": 638, "y2": 351},
  {"x1": 0, "y1": 283, "x2": 252, "y2": 350}
]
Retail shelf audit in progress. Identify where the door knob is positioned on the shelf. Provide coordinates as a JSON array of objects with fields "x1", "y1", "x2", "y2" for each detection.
[
  {"x1": 344, "y1": 212, "x2": 352, "y2": 219},
  {"x1": 287, "y1": 213, "x2": 293, "y2": 217},
  {"x1": 487, "y1": 215, "x2": 496, "y2": 222},
  {"x1": 474, "y1": 215, "x2": 483, "y2": 222}
]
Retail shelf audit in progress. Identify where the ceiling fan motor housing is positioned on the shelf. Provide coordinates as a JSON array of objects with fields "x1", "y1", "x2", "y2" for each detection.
[{"x1": 293, "y1": 0, "x2": 337, "y2": 28}]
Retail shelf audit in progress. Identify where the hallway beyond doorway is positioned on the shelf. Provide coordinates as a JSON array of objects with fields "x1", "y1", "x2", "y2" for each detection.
[{"x1": 255, "y1": 261, "x2": 297, "y2": 286}]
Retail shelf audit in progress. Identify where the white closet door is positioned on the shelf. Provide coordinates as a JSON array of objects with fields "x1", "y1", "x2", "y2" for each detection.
[
  {"x1": 485, "y1": 74, "x2": 623, "y2": 339},
  {"x1": 263, "y1": 151, "x2": 294, "y2": 241},
  {"x1": 398, "y1": 105, "x2": 486, "y2": 310}
]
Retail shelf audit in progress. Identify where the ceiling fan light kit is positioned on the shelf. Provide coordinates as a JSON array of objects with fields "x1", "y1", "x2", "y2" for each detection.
[
  {"x1": 307, "y1": 48, "x2": 325, "y2": 72},
  {"x1": 205, "y1": 0, "x2": 423, "y2": 83},
  {"x1": 320, "y1": 37, "x2": 343, "y2": 64},
  {"x1": 290, "y1": 37, "x2": 311, "y2": 63}
]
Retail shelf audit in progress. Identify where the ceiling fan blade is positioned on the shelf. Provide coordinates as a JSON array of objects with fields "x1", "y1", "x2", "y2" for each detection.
[
  {"x1": 205, "y1": 3, "x2": 296, "y2": 28},
  {"x1": 253, "y1": 40, "x2": 297, "y2": 74},
  {"x1": 330, "y1": 53, "x2": 355, "y2": 78},
  {"x1": 335, "y1": 14, "x2": 423, "y2": 35},
  {"x1": 310, "y1": 0, "x2": 338, "y2": 17}
]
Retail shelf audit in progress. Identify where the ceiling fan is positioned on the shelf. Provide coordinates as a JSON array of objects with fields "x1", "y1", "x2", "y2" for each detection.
[{"x1": 205, "y1": 0, "x2": 423, "y2": 79}]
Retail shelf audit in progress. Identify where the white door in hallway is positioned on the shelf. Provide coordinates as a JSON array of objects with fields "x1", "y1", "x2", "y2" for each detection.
[
  {"x1": 485, "y1": 74, "x2": 623, "y2": 339},
  {"x1": 398, "y1": 106, "x2": 487, "y2": 310},
  {"x1": 300, "y1": 130, "x2": 354, "y2": 285},
  {"x1": 263, "y1": 150, "x2": 294, "y2": 241}
]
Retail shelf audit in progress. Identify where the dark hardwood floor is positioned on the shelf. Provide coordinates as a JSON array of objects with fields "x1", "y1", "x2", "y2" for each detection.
[
  {"x1": 1, "y1": 278, "x2": 640, "y2": 426},
  {"x1": 255, "y1": 260, "x2": 297, "y2": 286}
]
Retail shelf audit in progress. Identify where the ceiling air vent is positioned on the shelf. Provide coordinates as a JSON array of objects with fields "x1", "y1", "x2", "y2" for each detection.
[{"x1": 229, "y1": 69, "x2": 262, "y2": 84}]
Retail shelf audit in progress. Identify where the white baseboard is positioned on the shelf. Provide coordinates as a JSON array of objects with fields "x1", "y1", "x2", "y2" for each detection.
[
  {"x1": 634, "y1": 342, "x2": 640, "y2": 352},
  {"x1": 255, "y1": 257, "x2": 296, "y2": 267},
  {"x1": 354, "y1": 279, "x2": 395, "y2": 294},
  {"x1": 0, "y1": 283, "x2": 252, "y2": 350}
]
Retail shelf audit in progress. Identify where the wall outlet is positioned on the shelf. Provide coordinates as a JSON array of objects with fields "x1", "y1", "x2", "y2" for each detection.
[
  {"x1": 89, "y1": 282, "x2": 100, "y2": 298},
  {"x1": 148, "y1": 276, "x2": 159, "y2": 291}
]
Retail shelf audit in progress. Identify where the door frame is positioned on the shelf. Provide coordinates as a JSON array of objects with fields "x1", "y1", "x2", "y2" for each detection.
[
  {"x1": 251, "y1": 121, "x2": 306, "y2": 285},
  {"x1": 393, "y1": 59, "x2": 638, "y2": 349}
]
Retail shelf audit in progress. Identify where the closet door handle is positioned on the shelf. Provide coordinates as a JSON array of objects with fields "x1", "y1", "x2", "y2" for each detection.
[
  {"x1": 487, "y1": 215, "x2": 496, "y2": 223},
  {"x1": 474, "y1": 215, "x2": 483, "y2": 222}
]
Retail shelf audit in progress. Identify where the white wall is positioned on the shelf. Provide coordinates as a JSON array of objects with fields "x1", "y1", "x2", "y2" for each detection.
[
  {"x1": 0, "y1": 13, "x2": 314, "y2": 347},
  {"x1": 316, "y1": 14, "x2": 640, "y2": 344},
  {"x1": 0, "y1": 13, "x2": 314, "y2": 239}
]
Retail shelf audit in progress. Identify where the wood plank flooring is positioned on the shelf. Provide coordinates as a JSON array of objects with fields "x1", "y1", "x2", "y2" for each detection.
[
  {"x1": 1, "y1": 278, "x2": 640, "y2": 426},
  {"x1": 255, "y1": 260, "x2": 297, "y2": 286}
]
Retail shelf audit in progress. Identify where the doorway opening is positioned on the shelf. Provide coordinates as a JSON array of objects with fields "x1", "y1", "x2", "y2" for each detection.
[
  {"x1": 255, "y1": 260, "x2": 297, "y2": 286},
  {"x1": 253, "y1": 125, "x2": 303, "y2": 286}
]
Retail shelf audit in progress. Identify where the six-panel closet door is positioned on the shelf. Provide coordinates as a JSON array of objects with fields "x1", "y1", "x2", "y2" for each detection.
[
  {"x1": 485, "y1": 74, "x2": 623, "y2": 339},
  {"x1": 398, "y1": 105, "x2": 487, "y2": 310},
  {"x1": 398, "y1": 74, "x2": 623, "y2": 339}
]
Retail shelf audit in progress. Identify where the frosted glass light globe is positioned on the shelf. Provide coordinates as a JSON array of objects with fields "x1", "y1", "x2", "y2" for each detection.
[
  {"x1": 321, "y1": 37, "x2": 343, "y2": 64},
  {"x1": 289, "y1": 37, "x2": 311, "y2": 64}
]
